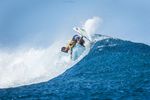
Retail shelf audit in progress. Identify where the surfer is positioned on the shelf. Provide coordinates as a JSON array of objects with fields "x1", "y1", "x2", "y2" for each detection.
[
  {"x1": 61, "y1": 34, "x2": 85, "y2": 55},
  {"x1": 61, "y1": 27, "x2": 91, "y2": 60}
]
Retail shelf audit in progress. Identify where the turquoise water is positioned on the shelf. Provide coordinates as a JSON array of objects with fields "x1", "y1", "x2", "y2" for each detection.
[{"x1": 72, "y1": 44, "x2": 86, "y2": 61}]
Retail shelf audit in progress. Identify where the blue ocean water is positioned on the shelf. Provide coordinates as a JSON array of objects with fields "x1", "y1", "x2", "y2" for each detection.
[{"x1": 0, "y1": 38, "x2": 150, "y2": 100}]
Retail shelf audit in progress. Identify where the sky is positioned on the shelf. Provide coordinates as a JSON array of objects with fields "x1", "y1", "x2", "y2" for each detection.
[{"x1": 0, "y1": 0, "x2": 150, "y2": 49}]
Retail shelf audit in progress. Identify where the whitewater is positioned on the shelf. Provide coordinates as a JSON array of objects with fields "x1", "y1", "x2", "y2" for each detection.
[{"x1": 0, "y1": 37, "x2": 91, "y2": 88}]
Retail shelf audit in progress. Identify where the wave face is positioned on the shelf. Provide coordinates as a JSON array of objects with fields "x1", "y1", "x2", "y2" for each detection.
[{"x1": 0, "y1": 37, "x2": 150, "y2": 100}]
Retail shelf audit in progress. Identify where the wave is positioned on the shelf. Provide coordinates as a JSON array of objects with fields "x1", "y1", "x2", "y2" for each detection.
[{"x1": 0, "y1": 37, "x2": 92, "y2": 89}]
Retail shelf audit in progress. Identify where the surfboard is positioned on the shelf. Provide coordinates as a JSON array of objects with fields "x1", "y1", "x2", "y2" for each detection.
[{"x1": 73, "y1": 27, "x2": 91, "y2": 42}]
